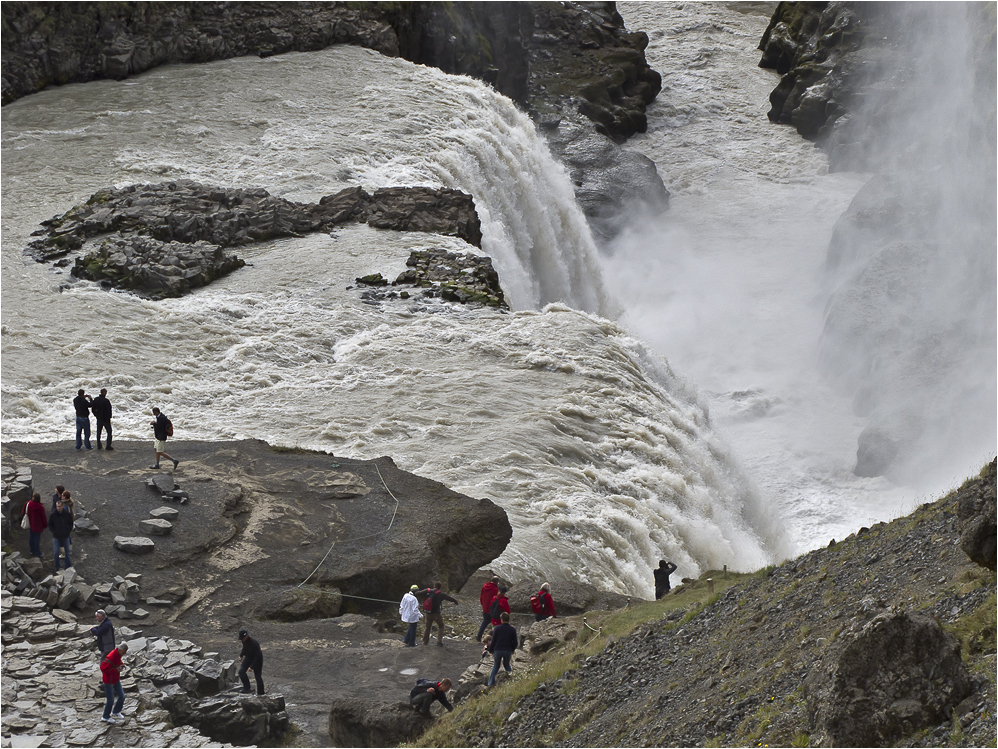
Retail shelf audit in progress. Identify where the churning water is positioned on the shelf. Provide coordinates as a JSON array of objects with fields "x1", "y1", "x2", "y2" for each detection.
[{"x1": 1, "y1": 4, "x2": 992, "y2": 595}]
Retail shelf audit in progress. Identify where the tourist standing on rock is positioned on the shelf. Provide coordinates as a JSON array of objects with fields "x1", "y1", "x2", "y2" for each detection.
[
  {"x1": 477, "y1": 575, "x2": 500, "y2": 641},
  {"x1": 654, "y1": 560, "x2": 678, "y2": 599},
  {"x1": 487, "y1": 612, "x2": 518, "y2": 687},
  {"x1": 490, "y1": 585, "x2": 511, "y2": 627},
  {"x1": 91, "y1": 388, "x2": 114, "y2": 450},
  {"x1": 91, "y1": 609, "x2": 116, "y2": 657},
  {"x1": 150, "y1": 407, "x2": 179, "y2": 470},
  {"x1": 409, "y1": 677, "x2": 453, "y2": 716},
  {"x1": 421, "y1": 582, "x2": 458, "y2": 647},
  {"x1": 49, "y1": 496, "x2": 74, "y2": 570},
  {"x1": 100, "y1": 641, "x2": 129, "y2": 724},
  {"x1": 534, "y1": 582, "x2": 557, "y2": 621},
  {"x1": 238, "y1": 629, "x2": 265, "y2": 695},
  {"x1": 51, "y1": 484, "x2": 66, "y2": 512},
  {"x1": 73, "y1": 389, "x2": 93, "y2": 450},
  {"x1": 23, "y1": 492, "x2": 47, "y2": 559},
  {"x1": 399, "y1": 584, "x2": 423, "y2": 647}
]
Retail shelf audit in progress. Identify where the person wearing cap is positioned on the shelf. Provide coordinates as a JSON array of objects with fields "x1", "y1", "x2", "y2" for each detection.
[
  {"x1": 90, "y1": 609, "x2": 116, "y2": 657},
  {"x1": 399, "y1": 584, "x2": 423, "y2": 647},
  {"x1": 237, "y1": 629, "x2": 264, "y2": 695}
]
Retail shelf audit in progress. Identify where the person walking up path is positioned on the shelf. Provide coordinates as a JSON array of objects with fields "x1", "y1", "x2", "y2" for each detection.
[
  {"x1": 399, "y1": 585, "x2": 423, "y2": 647},
  {"x1": 73, "y1": 389, "x2": 93, "y2": 450},
  {"x1": 150, "y1": 407, "x2": 179, "y2": 470},
  {"x1": 100, "y1": 642, "x2": 129, "y2": 724},
  {"x1": 487, "y1": 612, "x2": 518, "y2": 687},
  {"x1": 23, "y1": 493, "x2": 47, "y2": 559},
  {"x1": 477, "y1": 575, "x2": 500, "y2": 641},
  {"x1": 91, "y1": 388, "x2": 114, "y2": 450},
  {"x1": 237, "y1": 629, "x2": 265, "y2": 695},
  {"x1": 421, "y1": 582, "x2": 458, "y2": 647},
  {"x1": 49, "y1": 496, "x2": 74, "y2": 570},
  {"x1": 90, "y1": 610, "x2": 116, "y2": 657}
]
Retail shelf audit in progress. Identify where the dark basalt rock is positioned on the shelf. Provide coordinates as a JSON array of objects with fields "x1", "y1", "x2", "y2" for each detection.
[
  {"x1": 328, "y1": 699, "x2": 431, "y2": 748},
  {"x1": 956, "y1": 459, "x2": 997, "y2": 571},
  {"x1": 395, "y1": 248, "x2": 507, "y2": 309},
  {"x1": 162, "y1": 692, "x2": 291, "y2": 747},
  {"x1": 27, "y1": 180, "x2": 483, "y2": 299},
  {"x1": 804, "y1": 610, "x2": 974, "y2": 747}
]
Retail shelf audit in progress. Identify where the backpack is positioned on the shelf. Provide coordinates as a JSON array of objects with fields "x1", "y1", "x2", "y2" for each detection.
[
  {"x1": 423, "y1": 590, "x2": 435, "y2": 612},
  {"x1": 410, "y1": 678, "x2": 434, "y2": 699},
  {"x1": 165, "y1": 418, "x2": 174, "y2": 437},
  {"x1": 489, "y1": 596, "x2": 502, "y2": 620},
  {"x1": 530, "y1": 592, "x2": 543, "y2": 615}
]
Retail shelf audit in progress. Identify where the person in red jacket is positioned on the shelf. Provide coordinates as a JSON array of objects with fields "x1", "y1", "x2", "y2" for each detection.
[
  {"x1": 535, "y1": 582, "x2": 557, "y2": 621},
  {"x1": 476, "y1": 576, "x2": 500, "y2": 642},
  {"x1": 23, "y1": 493, "x2": 47, "y2": 559},
  {"x1": 100, "y1": 642, "x2": 129, "y2": 724},
  {"x1": 490, "y1": 586, "x2": 511, "y2": 626}
]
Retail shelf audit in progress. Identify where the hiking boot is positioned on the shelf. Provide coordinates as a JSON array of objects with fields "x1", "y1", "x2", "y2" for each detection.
[
  {"x1": 172, "y1": 459, "x2": 180, "y2": 469},
  {"x1": 150, "y1": 464, "x2": 160, "y2": 469},
  {"x1": 106, "y1": 445, "x2": 114, "y2": 451},
  {"x1": 97, "y1": 443, "x2": 103, "y2": 450}
]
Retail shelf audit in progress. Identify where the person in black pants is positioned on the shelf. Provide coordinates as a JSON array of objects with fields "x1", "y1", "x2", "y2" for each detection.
[
  {"x1": 654, "y1": 560, "x2": 678, "y2": 599},
  {"x1": 409, "y1": 678, "x2": 453, "y2": 716},
  {"x1": 237, "y1": 629, "x2": 264, "y2": 695},
  {"x1": 91, "y1": 388, "x2": 114, "y2": 450}
]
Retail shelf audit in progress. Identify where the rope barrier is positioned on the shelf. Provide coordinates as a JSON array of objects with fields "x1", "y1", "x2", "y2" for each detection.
[
  {"x1": 297, "y1": 461, "x2": 400, "y2": 589},
  {"x1": 581, "y1": 616, "x2": 603, "y2": 646}
]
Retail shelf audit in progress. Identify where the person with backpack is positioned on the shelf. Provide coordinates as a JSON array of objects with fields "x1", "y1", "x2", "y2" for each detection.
[
  {"x1": 489, "y1": 586, "x2": 510, "y2": 627},
  {"x1": 150, "y1": 407, "x2": 179, "y2": 470},
  {"x1": 421, "y1": 582, "x2": 458, "y2": 647},
  {"x1": 476, "y1": 575, "x2": 500, "y2": 641},
  {"x1": 409, "y1": 677, "x2": 453, "y2": 716},
  {"x1": 399, "y1": 584, "x2": 423, "y2": 647},
  {"x1": 531, "y1": 582, "x2": 557, "y2": 621},
  {"x1": 487, "y1": 611, "x2": 518, "y2": 687}
]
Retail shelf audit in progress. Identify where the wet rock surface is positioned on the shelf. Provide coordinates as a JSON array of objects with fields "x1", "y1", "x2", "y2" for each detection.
[{"x1": 26, "y1": 181, "x2": 483, "y2": 300}]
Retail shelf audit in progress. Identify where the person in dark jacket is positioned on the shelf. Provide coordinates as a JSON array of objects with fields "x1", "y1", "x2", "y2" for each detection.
[
  {"x1": 654, "y1": 560, "x2": 678, "y2": 599},
  {"x1": 477, "y1": 576, "x2": 500, "y2": 641},
  {"x1": 409, "y1": 678, "x2": 453, "y2": 716},
  {"x1": 238, "y1": 629, "x2": 264, "y2": 694},
  {"x1": 535, "y1": 582, "x2": 557, "y2": 621},
  {"x1": 487, "y1": 612, "x2": 518, "y2": 687},
  {"x1": 150, "y1": 407, "x2": 179, "y2": 470},
  {"x1": 490, "y1": 586, "x2": 511, "y2": 626},
  {"x1": 23, "y1": 492, "x2": 47, "y2": 558},
  {"x1": 421, "y1": 582, "x2": 458, "y2": 647},
  {"x1": 51, "y1": 484, "x2": 66, "y2": 513},
  {"x1": 49, "y1": 497, "x2": 74, "y2": 570},
  {"x1": 91, "y1": 609, "x2": 116, "y2": 657},
  {"x1": 74, "y1": 389, "x2": 93, "y2": 450},
  {"x1": 91, "y1": 388, "x2": 114, "y2": 450}
]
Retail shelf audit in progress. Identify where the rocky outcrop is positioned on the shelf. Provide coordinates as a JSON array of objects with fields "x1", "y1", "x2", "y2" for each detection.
[
  {"x1": 255, "y1": 585, "x2": 343, "y2": 623},
  {"x1": 804, "y1": 610, "x2": 974, "y2": 747},
  {"x1": 956, "y1": 460, "x2": 997, "y2": 571},
  {"x1": 506, "y1": 579, "x2": 631, "y2": 617},
  {"x1": 26, "y1": 180, "x2": 483, "y2": 299},
  {"x1": 328, "y1": 699, "x2": 431, "y2": 748},
  {"x1": 162, "y1": 693, "x2": 291, "y2": 747},
  {"x1": 358, "y1": 247, "x2": 508, "y2": 309},
  {"x1": 2, "y1": 2, "x2": 668, "y2": 245}
]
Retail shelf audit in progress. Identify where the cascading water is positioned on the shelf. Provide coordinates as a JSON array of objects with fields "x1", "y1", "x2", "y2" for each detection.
[{"x1": 1, "y1": 43, "x2": 783, "y2": 597}]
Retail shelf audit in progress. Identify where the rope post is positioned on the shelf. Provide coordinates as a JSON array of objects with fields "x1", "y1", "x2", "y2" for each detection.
[{"x1": 707, "y1": 578, "x2": 714, "y2": 596}]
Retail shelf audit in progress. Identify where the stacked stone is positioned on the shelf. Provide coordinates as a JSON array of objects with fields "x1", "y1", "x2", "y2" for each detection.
[{"x1": 1, "y1": 464, "x2": 33, "y2": 539}]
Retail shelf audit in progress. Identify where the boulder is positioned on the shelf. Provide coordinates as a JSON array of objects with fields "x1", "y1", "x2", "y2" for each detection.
[
  {"x1": 147, "y1": 475, "x2": 177, "y2": 494},
  {"x1": 956, "y1": 459, "x2": 997, "y2": 570},
  {"x1": 72, "y1": 517, "x2": 99, "y2": 535},
  {"x1": 506, "y1": 579, "x2": 631, "y2": 617},
  {"x1": 256, "y1": 586, "x2": 342, "y2": 622},
  {"x1": 113, "y1": 536, "x2": 156, "y2": 554},
  {"x1": 328, "y1": 699, "x2": 431, "y2": 747},
  {"x1": 804, "y1": 610, "x2": 974, "y2": 747},
  {"x1": 162, "y1": 692, "x2": 290, "y2": 746},
  {"x1": 149, "y1": 506, "x2": 181, "y2": 521}
]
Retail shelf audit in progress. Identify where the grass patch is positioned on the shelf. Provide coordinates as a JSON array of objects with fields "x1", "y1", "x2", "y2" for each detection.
[{"x1": 944, "y1": 591, "x2": 997, "y2": 659}]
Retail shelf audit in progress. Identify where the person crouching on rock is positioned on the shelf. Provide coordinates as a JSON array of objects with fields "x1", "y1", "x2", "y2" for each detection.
[
  {"x1": 100, "y1": 642, "x2": 129, "y2": 724},
  {"x1": 409, "y1": 678, "x2": 453, "y2": 716},
  {"x1": 238, "y1": 629, "x2": 265, "y2": 695},
  {"x1": 399, "y1": 584, "x2": 423, "y2": 647}
]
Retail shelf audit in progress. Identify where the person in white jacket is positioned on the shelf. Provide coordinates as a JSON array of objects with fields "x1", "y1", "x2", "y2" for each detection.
[{"x1": 399, "y1": 585, "x2": 423, "y2": 647}]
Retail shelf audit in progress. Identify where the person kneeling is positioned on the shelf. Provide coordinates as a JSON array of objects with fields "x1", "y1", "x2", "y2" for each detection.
[{"x1": 409, "y1": 678, "x2": 453, "y2": 716}]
